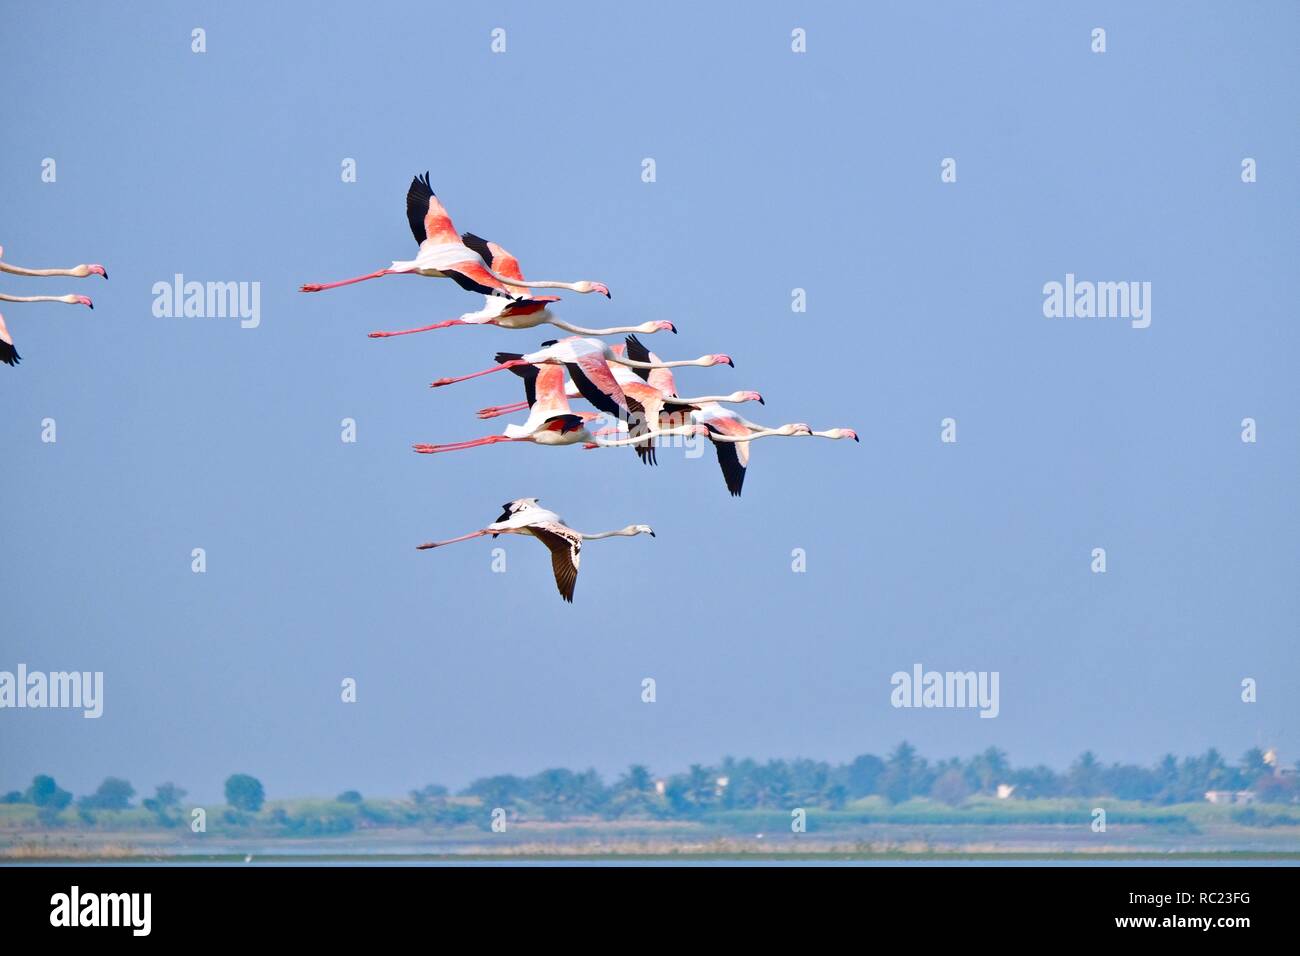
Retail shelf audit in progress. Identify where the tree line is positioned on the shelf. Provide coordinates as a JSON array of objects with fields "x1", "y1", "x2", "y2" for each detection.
[{"x1": 4, "y1": 745, "x2": 1295, "y2": 825}]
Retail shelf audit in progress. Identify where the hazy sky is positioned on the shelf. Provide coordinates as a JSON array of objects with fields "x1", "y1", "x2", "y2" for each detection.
[{"x1": 1, "y1": 2, "x2": 1296, "y2": 803}]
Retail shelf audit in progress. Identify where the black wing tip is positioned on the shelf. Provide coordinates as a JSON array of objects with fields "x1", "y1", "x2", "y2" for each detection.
[
  {"x1": 0, "y1": 342, "x2": 20, "y2": 367},
  {"x1": 460, "y1": 232, "x2": 493, "y2": 265},
  {"x1": 406, "y1": 172, "x2": 435, "y2": 245}
]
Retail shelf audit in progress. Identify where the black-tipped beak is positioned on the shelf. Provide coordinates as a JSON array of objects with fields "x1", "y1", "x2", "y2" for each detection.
[
  {"x1": 101, "y1": 270, "x2": 108, "y2": 280},
  {"x1": 758, "y1": 396, "x2": 765, "y2": 405},
  {"x1": 669, "y1": 324, "x2": 677, "y2": 334},
  {"x1": 727, "y1": 358, "x2": 734, "y2": 367},
  {"x1": 88, "y1": 302, "x2": 94, "y2": 310},
  {"x1": 604, "y1": 290, "x2": 612, "y2": 299},
  {"x1": 648, "y1": 530, "x2": 656, "y2": 537},
  {"x1": 854, "y1": 435, "x2": 860, "y2": 442}
]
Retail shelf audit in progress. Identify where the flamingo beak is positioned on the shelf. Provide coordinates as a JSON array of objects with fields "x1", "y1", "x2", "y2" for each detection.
[
  {"x1": 648, "y1": 530, "x2": 656, "y2": 537},
  {"x1": 668, "y1": 323, "x2": 677, "y2": 334},
  {"x1": 756, "y1": 394, "x2": 765, "y2": 405},
  {"x1": 727, "y1": 358, "x2": 734, "y2": 367}
]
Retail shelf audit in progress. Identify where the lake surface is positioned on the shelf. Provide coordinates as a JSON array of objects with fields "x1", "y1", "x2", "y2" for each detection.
[{"x1": 14, "y1": 858, "x2": 1296, "y2": 867}]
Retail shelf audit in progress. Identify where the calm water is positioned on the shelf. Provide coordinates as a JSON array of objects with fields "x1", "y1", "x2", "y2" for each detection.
[{"x1": 16, "y1": 858, "x2": 1296, "y2": 867}]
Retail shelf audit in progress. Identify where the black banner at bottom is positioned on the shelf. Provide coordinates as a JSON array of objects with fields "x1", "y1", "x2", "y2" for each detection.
[{"x1": 0, "y1": 862, "x2": 1286, "y2": 941}]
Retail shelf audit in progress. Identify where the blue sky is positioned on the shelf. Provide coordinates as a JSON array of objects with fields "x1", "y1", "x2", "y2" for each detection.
[{"x1": 1, "y1": 1, "x2": 1296, "y2": 802}]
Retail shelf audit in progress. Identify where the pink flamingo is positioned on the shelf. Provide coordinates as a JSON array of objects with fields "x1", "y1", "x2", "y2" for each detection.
[
  {"x1": 369, "y1": 235, "x2": 662, "y2": 338},
  {"x1": 417, "y1": 498, "x2": 655, "y2": 603},
  {"x1": 300, "y1": 173, "x2": 610, "y2": 299},
  {"x1": 0, "y1": 294, "x2": 95, "y2": 368}
]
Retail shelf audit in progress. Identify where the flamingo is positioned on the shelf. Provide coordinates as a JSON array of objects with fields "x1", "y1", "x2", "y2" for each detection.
[
  {"x1": 0, "y1": 295, "x2": 95, "y2": 368},
  {"x1": 0, "y1": 247, "x2": 107, "y2": 280},
  {"x1": 471, "y1": 353, "x2": 761, "y2": 460},
  {"x1": 413, "y1": 363, "x2": 706, "y2": 458},
  {"x1": 299, "y1": 173, "x2": 610, "y2": 299},
  {"x1": 416, "y1": 497, "x2": 656, "y2": 602},
  {"x1": 611, "y1": 335, "x2": 855, "y2": 495},
  {"x1": 429, "y1": 336, "x2": 730, "y2": 465},
  {"x1": 368, "y1": 235, "x2": 661, "y2": 338}
]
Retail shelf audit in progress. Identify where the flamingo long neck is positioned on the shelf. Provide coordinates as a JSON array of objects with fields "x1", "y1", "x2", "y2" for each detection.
[
  {"x1": 593, "y1": 425, "x2": 696, "y2": 447},
  {"x1": 0, "y1": 294, "x2": 72, "y2": 304},
  {"x1": 710, "y1": 427, "x2": 797, "y2": 443},
  {"x1": 676, "y1": 394, "x2": 745, "y2": 405},
  {"x1": 613, "y1": 357, "x2": 704, "y2": 370},
  {"x1": 548, "y1": 319, "x2": 652, "y2": 336},
  {"x1": 486, "y1": 268, "x2": 580, "y2": 293},
  {"x1": 0, "y1": 264, "x2": 79, "y2": 278},
  {"x1": 575, "y1": 527, "x2": 642, "y2": 540}
]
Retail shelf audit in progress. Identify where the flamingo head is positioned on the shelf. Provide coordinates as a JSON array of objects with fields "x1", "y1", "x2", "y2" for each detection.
[
  {"x1": 706, "y1": 354, "x2": 734, "y2": 368},
  {"x1": 823, "y1": 428, "x2": 859, "y2": 442},
  {"x1": 782, "y1": 423, "x2": 814, "y2": 437},
  {"x1": 576, "y1": 281, "x2": 611, "y2": 298},
  {"x1": 637, "y1": 320, "x2": 676, "y2": 334},
  {"x1": 80, "y1": 264, "x2": 108, "y2": 279},
  {"x1": 738, "y1": 390, "x2": 764, "y2": 405},
  {"x1": 633, "y1": 524, "x2": 656, "y2": 537},
  {"x1": 65, "y1": 295, "x2": 94, "y2": 309}
]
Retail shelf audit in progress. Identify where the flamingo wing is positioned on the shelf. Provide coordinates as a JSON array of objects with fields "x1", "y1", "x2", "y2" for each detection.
[
  {"x1": 565, "y1": 351, "x2": 628, "y2": 419},
  {"x1": 406, "y1": 173, "x2": 460, "y2": 246},
  {"x1": 704, "y1": 415, "x2": 753, "y2": 497},
  {"x1": 0, "y1": 312, "x2": 18, "y2": 366},
  {"x1": 626, "y1": 335, "x2": 676, "y2": 394},
  {"x1": 622, "y1": 383, "x2": 668, "y2": 466},
  {"x1": 531, "y1": 364, "x2": 571, "y2": 415},
  {"x1": 462, "y1": 234, "x2": 562, "y2": 313},
  {"x1": 445, "y1": 259, "x2": 517, "y2": 299},
  {"x1": 530, "y1": 523, "x2": 582, "y2": 603},
  {"x1": 622, "y1": 334, "x2": 654, "y2": 383}
]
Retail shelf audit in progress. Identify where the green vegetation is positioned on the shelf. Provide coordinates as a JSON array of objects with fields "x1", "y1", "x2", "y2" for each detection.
[{"x1": 2, "y1": 745, "x2": 1296, "y2": 838}]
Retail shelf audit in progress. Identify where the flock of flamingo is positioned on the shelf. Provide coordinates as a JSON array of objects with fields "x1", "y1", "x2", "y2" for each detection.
[
  {"x1": 300, "y1": 173, "x2": 857, "y2": 601},
  {"x1": 0, "y1": 245, "x2": 104, "y2": 367}
]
